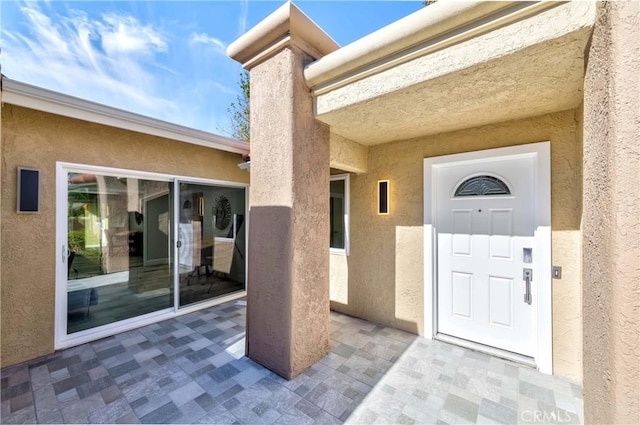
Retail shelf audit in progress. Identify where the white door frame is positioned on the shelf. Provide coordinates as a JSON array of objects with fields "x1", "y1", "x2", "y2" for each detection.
[
  {"x1": 423, "y1": 142, "x2": 552, "y2": 373},
  {"x1": 55, "y1": 162, "x2": 249, "y2": 350}
]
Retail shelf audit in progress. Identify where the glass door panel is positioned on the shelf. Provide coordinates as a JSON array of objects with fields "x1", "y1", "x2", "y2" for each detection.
[
  {"x1": 66, "y1": 173, "x2": 173, "y2": 334},
  {"x1": 178, "y1": 182, "x2": 246, "y2": 307}
]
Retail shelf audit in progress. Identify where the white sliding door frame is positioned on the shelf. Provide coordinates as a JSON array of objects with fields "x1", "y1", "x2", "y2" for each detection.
[{"x1": 55, "y1": 162, "x2": 249, "y2": 350}]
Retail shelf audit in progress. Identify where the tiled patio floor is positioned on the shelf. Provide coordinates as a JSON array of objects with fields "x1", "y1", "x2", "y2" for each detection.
[{"x1": 1, "y1": 299, "x2": 583, "y2": 424}]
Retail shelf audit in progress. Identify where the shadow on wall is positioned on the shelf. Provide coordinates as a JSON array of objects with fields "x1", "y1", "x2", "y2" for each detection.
[
  {"x1": 327, "y1": 169, "x2": 421, "y2": 335},
  {"x1": 247, "y1": 205, "x2": 331, "y2": 378},
  {"x1": 329, "y1": 226, "x2": 421, "y2": 336}
]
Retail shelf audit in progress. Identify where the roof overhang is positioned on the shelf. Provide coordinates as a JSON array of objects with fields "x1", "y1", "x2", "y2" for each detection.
[
  {"x1": 306, "y1": 1, "x2": 596, "y2": 145},
  {"x1": 1, "y1": 77, "x2": 250, "y2": 155}
]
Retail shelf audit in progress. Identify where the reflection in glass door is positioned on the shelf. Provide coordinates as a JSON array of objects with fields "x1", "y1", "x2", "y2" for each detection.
[
  {"x1": 61, "y1": 166, "x2": 247, "y2": 344},
  {"x1": 178, "y1": 182, "x2": 246, "y2": 307},
  {"x1": 66, "y1": 173, "x2": 174, "y2": 334}
]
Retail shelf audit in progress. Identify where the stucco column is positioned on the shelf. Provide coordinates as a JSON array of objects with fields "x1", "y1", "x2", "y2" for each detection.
[
  {"x1": 228, "y1": 3, "x2": 339, "y2": 379},
  {"x1": 583, "y1": 1, "x2": 639, "y2": 423}
]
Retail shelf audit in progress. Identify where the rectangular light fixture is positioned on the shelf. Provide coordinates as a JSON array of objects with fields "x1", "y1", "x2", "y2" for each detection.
[
  {"x1": 378, "y1": 180, "x2": 389, "y2": 215},
  {"x1": 17, "y1": 167, "x2": 40, "y2": 213}
]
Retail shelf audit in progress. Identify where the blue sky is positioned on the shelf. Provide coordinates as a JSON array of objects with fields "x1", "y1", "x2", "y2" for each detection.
[{"x1": 1, "y1": 1, "x2": 422, "y2": 137}]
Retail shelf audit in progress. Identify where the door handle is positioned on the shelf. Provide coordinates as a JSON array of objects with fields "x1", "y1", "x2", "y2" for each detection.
[
  {"x1": 176, "y1": 240, "x2": 182, "y2": 248},
  {"x1": 523, "y1": 268, "x2": 532, "y2": 305}
]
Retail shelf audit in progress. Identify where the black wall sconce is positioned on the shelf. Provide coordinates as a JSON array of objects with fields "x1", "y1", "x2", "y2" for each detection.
[
  {"x1": 17, "y1": 167, "x2": 40, "y2": 213},
  {"x1": 378, "y1": 180, "x2": 390, "y2": 215}
]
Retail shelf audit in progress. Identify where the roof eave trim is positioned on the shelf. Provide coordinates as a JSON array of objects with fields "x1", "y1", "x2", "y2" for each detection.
[
  {"x1": 1, "y1": 78, "x2": 250, "y2": 155},
  {"x1": 304, "y1": 1, "x2": 569, "y2": 95}
]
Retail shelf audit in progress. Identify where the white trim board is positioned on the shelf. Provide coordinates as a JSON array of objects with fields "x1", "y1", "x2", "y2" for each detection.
[
  {"x1": 423, "y1": 142, "x2": 552, "y2": 374},
  {"x1": 2, "y1": 78, "x2": 249, "y2": 155}
]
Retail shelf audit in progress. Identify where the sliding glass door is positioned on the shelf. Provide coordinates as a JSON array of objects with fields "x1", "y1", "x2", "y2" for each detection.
[
  {"x1": 178, "y1": 182, "x2": 246, "y2": 307},
  {"x1": 66, "y1": 173, "x2": 174, "y2": 334},
  {"x1": 59, "y1": 164, "x2": 247, "y2": 345}
]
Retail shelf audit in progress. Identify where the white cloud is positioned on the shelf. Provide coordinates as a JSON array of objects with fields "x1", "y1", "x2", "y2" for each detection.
[
  {"x1": 99, "y1": 13, "x2": 167, "y2": 56},
  {"x1": 189, "y1": 32, "x2": 226, "y2": 53},
  {"x1": 238, "y1": 0, "x2": 248, "y2": 35},
  {"x1": 1, "y1": 3, "x2": 177, "y2": 121}
]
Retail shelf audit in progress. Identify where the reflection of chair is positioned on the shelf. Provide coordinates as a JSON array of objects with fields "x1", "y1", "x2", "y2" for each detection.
[
  {"x1": 213, "y1": 238, "x2": 234, "y2": 276},
  {"x1": 204, "y1": 238, "x2": 234, "y2": 294}
]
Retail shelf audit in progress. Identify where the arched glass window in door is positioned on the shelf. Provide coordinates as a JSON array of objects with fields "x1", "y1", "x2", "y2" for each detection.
[{"x1": 454, "y1": 175, "x2": 511, "y2": 197}]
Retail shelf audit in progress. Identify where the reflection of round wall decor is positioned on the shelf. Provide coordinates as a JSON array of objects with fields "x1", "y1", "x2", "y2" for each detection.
[{"x1": 214, "y1": 195, "x2": 232, "y2": 230}]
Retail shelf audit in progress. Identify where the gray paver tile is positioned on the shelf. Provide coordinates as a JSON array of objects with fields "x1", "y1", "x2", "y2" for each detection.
[
  {"x1": 139, "y1": 401, "x2": 181, "y2": 424},
  {"x1": 479, "y1": 397, "x2": 517, "y2": 424},
  {"x1": 443, "y1": 393, "x2": 479, "y2": 423},
  {"x1": 38, "y1": 409, "x2": 64, "y2": 424},
  {"x1": 222, "y1": 397, "x2": 240, "y2": 410},
  {"x1": 132, "y1": 394, "x2": 172, "y2": 418},
  {"x1": 520, "y1": 381, "x2": 556, "y2": 406},
  {"x1": 229, "y1": 400, "x2": 281, "y2": 425},
  {"x1": 168, "y1": 381, "x2": 205, "y2": 407},
  {"x1": 1, "y1": 299, "x2": 584, "y2": 425},
  {"x1": 108, "y1": 359, "x2": 141, "y2": 378},
  {"x1": 116, "y1": 412, "x2": 141, "y2": 424},
  {"x1": 265, "y1": 387, "x2": 301, "y2": 413},
  {"x1": 209, "y1": 363, "x2": 240, "y2": 383},
  {"x1": 194, "y1": 404, "x2": 238, "y2": 424},
  {"x1": 96, "y1": 345, "x2": 126, "y2": 361},
  {"x1": 1, "y1": 381, "x2": 31, "y2": 400},
  {"x1": 306, "y1": 386, "x2": 353, "y2": 418},
  {"x1": 273, "y1": 410, "x2": 315, "y2": 425},
  {"x1": 9, "y1": 392, "x2": 33, "y2": 413},
  {"x1": 234, "y1": 365, "x2": 268, "y2": 389},
  {"x1": 175, "y1": 399, "x2": 207, "y2": 424},
  {"x1": 194, "y1": 392, "x2": 218, "y2": 412},
  {"x1": 59, "y1": 399, "x2": 89, "y2": 424},
  {"x1": 2, "y1": 405, "x2": 37, "y2": 424},
  {"x1": 214, "y1": 383, "x2": 244, "y2": 403},
  {"x1": 100, "y1": 385, "x2": 123, "y2": 404},
  {"x1": 87, "y1": 397, "x2": 133, "y2": 424}
]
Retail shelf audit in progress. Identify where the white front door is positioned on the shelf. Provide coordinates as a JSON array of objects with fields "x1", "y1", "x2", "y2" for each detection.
[{"x1": 436, "y1": 154, "x2": 537, "y2": 357}]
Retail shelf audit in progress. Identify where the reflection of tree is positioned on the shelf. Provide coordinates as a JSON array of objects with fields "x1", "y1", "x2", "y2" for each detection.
[
  {"x1": 68, "y1": 188, "x2": 98, "y2": 250},
  {"x1": 68, "y1": 189, "x2": 93, "y2": 217},
  {"x1": 67, "y1": 176, "x2": 103, "y2": 276}
]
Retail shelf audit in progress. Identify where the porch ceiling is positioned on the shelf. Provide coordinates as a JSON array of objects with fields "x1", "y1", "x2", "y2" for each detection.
[{"x1": 309, "y1": 1, "x2": 595, "y2": 146}]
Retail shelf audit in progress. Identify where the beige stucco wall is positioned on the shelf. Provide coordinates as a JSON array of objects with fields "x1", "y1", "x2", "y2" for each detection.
[
  {"x1": 329, "y1": 133, "x2": 368, "y2": 174},
  {"x1": 582, "y1": 1, "x2": 640, "y2": 423},
  {"x1": 0, "y1": 104, "x2": 249, "y2": 368},
  {"x1": 330, "y1": 109, "x2": 583, "y2": 381},
  {"x1": 314, "y1": 2, "x2": 594, "y2": 146},
  {"x1": 245, "y1": 44, "x2": 330, "y2": 380},
  {"x1": 0, "y1": 95, "x2": 3, "y2": 327}
]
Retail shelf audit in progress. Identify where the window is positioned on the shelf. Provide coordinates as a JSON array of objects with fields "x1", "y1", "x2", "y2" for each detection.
[
  {"x1": 454, "y1": 175, "x2": 511, "y2": 197},
  {"x1": 330, "y1": 174, "x2": 350, "y2": 254}
]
